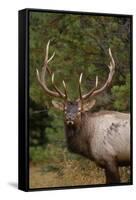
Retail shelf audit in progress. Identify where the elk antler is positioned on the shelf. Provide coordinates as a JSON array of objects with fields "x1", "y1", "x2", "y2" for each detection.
[
  {"x1": 36, "y1": 40, "x2": 68, "y2": 99},
  {"x1": 77, "y1": 48, "x2": 115, "y2": 101}
]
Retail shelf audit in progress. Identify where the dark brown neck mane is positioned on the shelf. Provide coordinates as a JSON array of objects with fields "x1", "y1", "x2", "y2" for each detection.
[{"x1": 64, "y1": 113, "x2": 93, "y2": 159}]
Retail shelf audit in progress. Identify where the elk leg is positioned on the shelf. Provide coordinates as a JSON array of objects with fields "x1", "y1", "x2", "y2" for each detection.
[{"x1": 105, "y1": 159, "x2": 120, "y2": 184}]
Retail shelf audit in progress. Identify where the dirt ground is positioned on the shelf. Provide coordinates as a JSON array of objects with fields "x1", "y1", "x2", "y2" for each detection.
[{"x1": 29, "y1": 160, "x2": 130, "y2": 189}]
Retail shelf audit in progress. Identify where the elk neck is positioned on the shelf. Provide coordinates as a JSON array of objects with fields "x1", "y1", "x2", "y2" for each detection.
[{"x1": 64, "y1": 112, "x2": 94, "y2": 159}]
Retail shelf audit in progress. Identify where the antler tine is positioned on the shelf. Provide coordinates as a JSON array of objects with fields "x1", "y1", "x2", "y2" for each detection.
[
  {"x1": 109, "y1": 48, "x2": 115, "y2": 70},
  {"x1": 36, "y1": 40, "x2": 67, "y2": 99},
  {"x1": 79, "y1": 73, "x2": 83, "y2": 101},
  {"x1": 41, "y1": 40, "x2": 51, "y2": 83},
  {"x1": 62, "y1": 80, "x2": 68, "y2": 100},
  {"x1": 51, "y1": 73, "x2": 66, "y2": 98},
  {"x1": 82, "y1": 76, "x2": 99, "y2": 99},
  {"x1": 36, "y1": 68, "x2": 60, "y2": 97},
  {"x1": 44, "y1": 40, "x2": 56, "y2": 63},
  {"x1": 48, "y1": 52, "x2": 55, "y2": 64},
  {"x1": 78, "y1": 73, "x2": 84, "y2": 110},
  {"x1": 45, "y1": 40, "x2": 50, "y2": 61},
  {"x1": 77, "y1": 75, "x2": 98, "y2": 101}
]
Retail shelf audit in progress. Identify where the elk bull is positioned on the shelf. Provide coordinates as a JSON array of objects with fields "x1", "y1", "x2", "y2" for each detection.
[{"x1": 36, "y1": 41, "x2": 130, "y2": 184}]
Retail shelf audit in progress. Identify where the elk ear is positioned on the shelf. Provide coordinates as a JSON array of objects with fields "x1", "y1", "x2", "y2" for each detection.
[
  {"x1": 52, "y1": 100, "x2": 64, "y2": 111},
  {"x1": 83, "y1": 99, "x2": 96, "y2": 111}
]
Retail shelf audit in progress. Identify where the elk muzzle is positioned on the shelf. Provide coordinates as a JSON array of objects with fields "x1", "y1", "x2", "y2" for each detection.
[{"x1": 65, "y1": 115, "x2": 75, "y2": 125}]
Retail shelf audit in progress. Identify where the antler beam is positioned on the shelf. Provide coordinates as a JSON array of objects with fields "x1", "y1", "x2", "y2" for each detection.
[
  {"x1": 90, "y1": 48, "x2": 115, "y2": 97},
  {"x1": 77, "y1": 48, "x2": 115, "y2": 102},
  {"x1": 36, "y1": 40, "x2": 68, "y2": 99}
]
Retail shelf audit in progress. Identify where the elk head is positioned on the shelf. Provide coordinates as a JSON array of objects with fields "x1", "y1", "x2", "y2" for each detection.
[{"x1": 36, "y1": 41, "x2": 115, "y2": 127}]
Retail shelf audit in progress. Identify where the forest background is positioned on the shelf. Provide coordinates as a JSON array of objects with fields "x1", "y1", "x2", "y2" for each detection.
[{"x1": 29, "y1": 11, "x2": 131, "y2": 188}]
